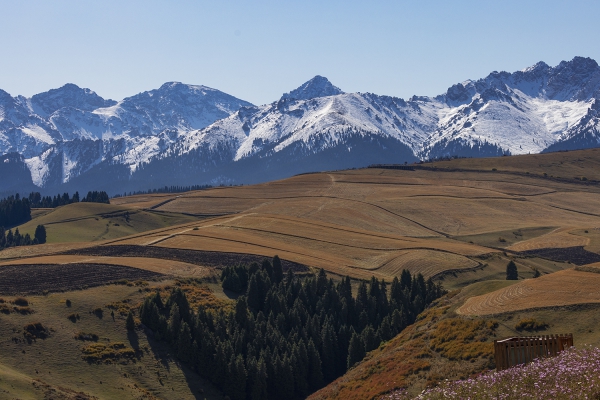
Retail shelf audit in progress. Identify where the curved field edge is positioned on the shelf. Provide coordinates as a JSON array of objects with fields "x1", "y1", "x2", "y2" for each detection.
[
  {"x1": 457, "y1": 269, "x2": 600, "y2": 316},
  {"x1": 58, "y1": 244, "x2": 310, "y2": 272}
]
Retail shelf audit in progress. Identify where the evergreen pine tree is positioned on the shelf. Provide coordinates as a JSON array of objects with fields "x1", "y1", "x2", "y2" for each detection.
[
  {"x1": 251, "y1": 358, "x2": 268, "y2": 400},
  {"x1": 293, "y1": 341, "x2": 309, "y2": 396},
  {"x1": 307, "y1": 339, "x2": 324, "y2": 391},
  {"x1": 262, "y1": 259, "x2": 273, "y2": 280},
  {"x1": 126, "y1": 311, "x2": 135, "y2": 331},
  {"x1": 167, "y1": 303, "x2": 181, "y2": 343},
  {"x1": 272, "y1": 255, "x2": 283, "y2": 283},
  {"x1": 506, "y1": 260, "x2": 519, "y2": 280},
  {"x1": 177, "y1": 322, "x2": 193, "y2": 363},
  {"x1": 227, "y1": 355, "x2": 247, "y2": 400},
  {"x1": 347, "y1": 331, "x2": 366, "y2": 369},
  {"x1": 247, "y1": 274, "x2": 262, "y2": 311},
  {"x1": 320, "y1": 319, "x2": 339, "y2": 381},
  {"x1": 34, "y1": 225, "x2": 46, "y2": 244},
  {"x1": 362, "y1": 325, "x2": 378, "y2": 352}
]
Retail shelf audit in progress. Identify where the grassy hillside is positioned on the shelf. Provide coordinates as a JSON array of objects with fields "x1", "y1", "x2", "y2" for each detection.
[
  {"x1": 0, "y1": 280, "x2": 225, "y2": 399},
  {"x1": 1, "y1": 148, "x2": 600, "y2": 399},
  {"x1": 12, "y1": 202, "x2": 198, "y2": 243},
  {"x1": 85, "y1": 149, "x2": 600, "y2": 282},
  {"x1": 425, "y1": 148, "x2": 600, "y2": 182}
]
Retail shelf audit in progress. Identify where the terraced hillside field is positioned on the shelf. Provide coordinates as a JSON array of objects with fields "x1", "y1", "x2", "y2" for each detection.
[
  {"x1": 458, "y1": 268, "x2": 600, "y2": 315},
  {"x1": 7, "y1": 149, "x2": 600, "y2": 283}
]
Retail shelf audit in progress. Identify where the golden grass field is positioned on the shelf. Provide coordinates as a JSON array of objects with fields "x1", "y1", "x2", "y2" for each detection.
[
  {"x1": 426, "y1": 148, "x2": 600, "y2": 181},
  {"x1": 0, "y1": 282, "x2": 223, "y2": 399},
  {"x1": 0, "y1": 255, "x2": 211, "y2": 278},
  {"x1": 457, "y1": 268, "x2": 600, "y2": 315},
  {"x1": 5, "y1": 149, "x2": 600, "y2": 284}
]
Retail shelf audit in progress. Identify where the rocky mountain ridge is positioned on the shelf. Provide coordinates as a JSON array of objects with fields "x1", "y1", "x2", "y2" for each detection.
[{"x1": 1, "y1": 56, "x2": 599, "y2": 194}]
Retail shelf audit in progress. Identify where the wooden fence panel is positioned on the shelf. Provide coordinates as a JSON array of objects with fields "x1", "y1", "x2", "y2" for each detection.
[{"x1": 494, "y1": 333, "x2": 573, "y2": 371}]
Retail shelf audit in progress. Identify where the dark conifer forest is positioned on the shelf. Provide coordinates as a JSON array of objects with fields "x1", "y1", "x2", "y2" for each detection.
[
  {"x1": 0, "y1": 194, "x2": 31, "y2": 227},
  {"x1": 112, "y1": 184, "x2": 213, "y2": 198},
  {"x1": 25, "y1": 191, "x2": 110, "y2": 208},
  {"x1": 27, "y1": 191, "x2": 80, "y2": 208},
  {"x1": 140, "y1": 257, "x2": 445, "y2": 400}
]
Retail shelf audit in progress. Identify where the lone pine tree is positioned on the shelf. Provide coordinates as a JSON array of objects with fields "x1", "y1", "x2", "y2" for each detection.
[
  {"x1": 506, "y1": 260, "x2": 519, "y2": 280},
  {"x1": 34, "y1": 225, "x2": 46, "y2": 244}
]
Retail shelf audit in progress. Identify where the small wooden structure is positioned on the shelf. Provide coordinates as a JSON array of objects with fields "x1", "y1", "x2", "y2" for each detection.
[{"x1": 494, "y1": 334, "x2": 573, "y2": 371}]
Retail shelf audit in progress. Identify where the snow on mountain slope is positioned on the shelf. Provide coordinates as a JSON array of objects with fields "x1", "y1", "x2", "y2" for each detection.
[
  {"x1": 422, "y1": 88, "x2": 593, "y2": 158},
  {"x1": 233, "y1": 92, "x2": 441, "y2": 160},
  {"x1": 167, "y1": 62, "x2": 598, "y2": 168},
  {"x1": 281, "y1": 75, "x2": 344, "y2": 100},
  {"x1": 0, "y1": 82, "x2": 253, "y2": 187},
  {"x1": 1, "y1": 57, "x2": 600, "y2": 194},
  {"x1": 31, "y1": 83, "x2": 117, "y2": 117},
  {"x1": 422, "y1": 57, "x2": 600, "y2": 158}
]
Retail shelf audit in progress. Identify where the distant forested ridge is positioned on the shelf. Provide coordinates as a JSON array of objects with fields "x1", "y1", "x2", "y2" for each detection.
[
  {"x1": 28, "y1": 191, "x2": 80, "y2": 208},
  {"x1": 0, "y1": 194, "x2": 31, "y2": 227},
  {"x1": 140, "y1": 258, "x2": 445, "y2": 400},
  {"x1": 27, "y1": 191, "x2": 109, "y2": 208},
  {"x1": 81, "y1": 191, "x2": 110, "y2": 204},
  {"x1": 112, "y1": 184, "x2": 213, "y2": 198}
]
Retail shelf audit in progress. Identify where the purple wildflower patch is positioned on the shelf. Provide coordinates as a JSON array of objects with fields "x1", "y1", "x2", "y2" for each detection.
[{"x1": 384, "y1": 346, "x2": 600, "y2": 399}]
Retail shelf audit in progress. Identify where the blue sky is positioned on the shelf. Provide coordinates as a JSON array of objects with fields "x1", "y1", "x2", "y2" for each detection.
[{"x1": 1, "y1": 0, "x2": 599, "y2": 105}]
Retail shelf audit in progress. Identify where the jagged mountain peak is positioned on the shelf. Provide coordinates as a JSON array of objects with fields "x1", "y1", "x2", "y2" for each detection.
[
  {"x1": 123, "y1": 82, "x2": 253, "y2": 107},
  {"x1": 556, "y1": 56, "x2": 599, "y2": 72},
  {"x1": 521, "y1": 61, "x2": 550, "y2": 73},
  {"x1": 2, "y1": 56, "x2": 600, "y2": 194},
  {"x1": 31, "y1": 83, "x2": 116, "y2": 115},
  {"x1": 281, "y1": 75, "x2": 344, "y2": 101},
  {"x1": 157, "y1": 81, "x2": 212, "y2": 93}
]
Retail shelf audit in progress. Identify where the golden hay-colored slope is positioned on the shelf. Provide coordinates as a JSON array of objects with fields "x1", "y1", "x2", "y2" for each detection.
[
  {"x1": 108, "y1": 211, "x2": 490, "y2": 280},
  {"x1": 457, "y1": 268, "x2": 600, "y2": 316},
  {"x1": 507, "y1": 227, "x2": 590, "y2": 251},
  {"x1": 0, "y1": 255, "x2": 210, "y2": 277},
  {"x1": 97, "y1": 154, "x2": 600, "y2": 280},
  {"x1": 13, "y1": 202, "x2": 198, "y2": 244},
  {"x1": 308, "y1": 304, "x2": 499, "y2": 400},
  {"x1": 8, "y1": 149, "x2": 600, "y2": 283},
  {"x1": 426, "y1": 148, "x2": 600, "y2": 181}
]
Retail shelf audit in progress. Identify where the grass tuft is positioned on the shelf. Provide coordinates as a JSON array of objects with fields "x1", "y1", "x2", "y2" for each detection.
[
  {"x1": 13, "y1": 297, "x2": 29, "y2": 306},
  {"x1": 67, "y1": 313, "x2": 81, "y2": 322},
  {"x1": 81, "y1": 342, "x2": 138, "y2": 364},
  {"x1": 23, "y1": 322, "x2": 51, "y2": 342},
  {"x1": 74, "y1": 332, "x2": 99, "y2": 341},
  {"x1": 515, "y1": 318, "x2": 549, "y2": 332}
]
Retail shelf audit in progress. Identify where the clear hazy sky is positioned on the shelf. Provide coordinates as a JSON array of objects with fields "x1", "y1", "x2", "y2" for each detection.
[{"x1": 1, "y1": 0, "x2": 599, "y2": 105}]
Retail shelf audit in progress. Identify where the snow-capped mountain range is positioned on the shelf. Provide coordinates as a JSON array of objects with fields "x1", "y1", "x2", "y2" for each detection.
[{"x1": 1, "y1": 56, "x2": 599, "y2": 195}]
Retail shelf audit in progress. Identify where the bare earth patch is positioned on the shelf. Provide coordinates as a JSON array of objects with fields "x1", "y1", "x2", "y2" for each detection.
[{"x1": 0, "y1": 263, "x2": 163, "y2": 295}]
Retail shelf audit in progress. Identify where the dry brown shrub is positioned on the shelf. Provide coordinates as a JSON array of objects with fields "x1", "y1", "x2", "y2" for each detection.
[
  {"x1": 23, "y1": 322, "x2": 51, "y2": 342},
  {"x1": 13, "y1": 297, "x2": 29, "y2": 306},
  {"x1": 74, "y1": 332, "x2": 99, "y2": 341},
  {"x1": 67, "y1": 313, "x2": 80, "y2": 322},
  {"x1": 515, "y1": 318, "x2": 549, "y2": 332},
  {"x1": 429, "y1": 319, "x2": 497, "y2": 361},
  {"x1": 81, "y1": 342, "x2": 137, "y2": 364}
]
